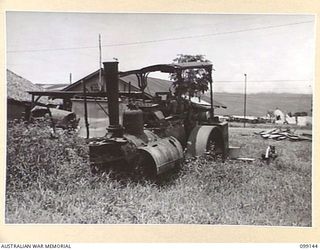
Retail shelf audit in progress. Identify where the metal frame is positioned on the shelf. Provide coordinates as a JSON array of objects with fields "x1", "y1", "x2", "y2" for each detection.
[{"x1": 120, "y1": 62, "x2": 215, "y2": 119}]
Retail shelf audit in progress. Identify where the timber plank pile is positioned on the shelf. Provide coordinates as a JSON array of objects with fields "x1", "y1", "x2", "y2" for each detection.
[{"x1": 255, "y1": 128, "x2": 312, "y2": 141}]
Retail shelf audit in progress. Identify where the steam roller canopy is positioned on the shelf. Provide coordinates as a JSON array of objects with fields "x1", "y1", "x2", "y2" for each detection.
[{"x1": 138, "y1": 136, "x2": 183, "y2": 175}]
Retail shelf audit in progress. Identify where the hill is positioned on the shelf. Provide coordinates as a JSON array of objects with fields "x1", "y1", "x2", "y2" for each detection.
[{"x1": 211, "y1": 92, "x2": 312, "y2": 117}]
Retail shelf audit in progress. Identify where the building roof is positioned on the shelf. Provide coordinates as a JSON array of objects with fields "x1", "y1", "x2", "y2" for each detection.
[
  {"x1": 7, "y1": 69, "x2": 46, "y2": 102},
  {"x1": 28, "y1": 90, "x2": 147, "y2": 100},
  {"x1": 120, "y1": 74, "x2": 172, "y2": 96},
  {"x1": 36, "y1": 83, "x2": 69, "y2": 91},
  {"x1": 62, "y1": 68, "x2": 226, "y2": 108},
  {"x1": 63, "y1": 69, "x2": 100, "y2": 91},
  {"x1": 62, "y1": 69, "x2": 173, "y2": 96}
]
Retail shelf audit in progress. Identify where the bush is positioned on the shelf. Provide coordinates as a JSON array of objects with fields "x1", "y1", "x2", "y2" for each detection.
[{"x1": 6, "y1": 119, "x2": 90, "y2": 193}]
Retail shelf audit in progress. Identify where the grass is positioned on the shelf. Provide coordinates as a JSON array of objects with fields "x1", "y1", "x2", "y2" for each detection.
[{"x1": 5, "y1": 120, "x2": 312, "y2": 226}]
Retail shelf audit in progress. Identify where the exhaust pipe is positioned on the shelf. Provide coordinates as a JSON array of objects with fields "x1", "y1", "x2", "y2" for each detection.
[{"x1": 103, "y1": 61, "x2": 123, "y2": 137}]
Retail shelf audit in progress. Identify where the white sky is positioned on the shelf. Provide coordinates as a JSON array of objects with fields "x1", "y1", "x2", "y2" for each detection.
[{"x1": 6, "y1": 12, "x2": 315, "y2": 93}]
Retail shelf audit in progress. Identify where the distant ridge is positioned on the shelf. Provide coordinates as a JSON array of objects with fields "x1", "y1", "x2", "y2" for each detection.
[{"x1": 210, "y1": 92, "x2": 312, "y2": 117}]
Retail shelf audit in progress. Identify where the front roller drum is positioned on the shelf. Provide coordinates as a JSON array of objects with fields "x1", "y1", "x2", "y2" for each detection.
[{"x1": 137, "y1": 136, "x2": 184, "y2": 176}]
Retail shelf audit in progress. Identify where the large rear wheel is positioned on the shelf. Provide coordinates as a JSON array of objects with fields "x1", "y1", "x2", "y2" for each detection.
[{"x1": 206, "y1": 129, "x2": 224, "y2": 160}]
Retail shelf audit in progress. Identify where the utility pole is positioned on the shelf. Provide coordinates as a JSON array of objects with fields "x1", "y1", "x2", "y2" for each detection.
[
  {"x1": 98, "y1": 33, "x2": 102, "y2": 91},
  {"x1": 309, "y1": 84, "x2": 312, "y2": 115},
  {"x1": 243, "y1": 73, "x2": 247, "y2": 128}
]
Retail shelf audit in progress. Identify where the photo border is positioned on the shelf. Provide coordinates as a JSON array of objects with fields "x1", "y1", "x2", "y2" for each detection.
[{"x1": 0, "y1": 0, "x2": 319, "y2": 243}]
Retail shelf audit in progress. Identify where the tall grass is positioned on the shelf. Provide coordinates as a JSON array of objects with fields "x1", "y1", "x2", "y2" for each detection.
[{"x1": 6, "y1": 120, "x2": 312, "y2": 226}]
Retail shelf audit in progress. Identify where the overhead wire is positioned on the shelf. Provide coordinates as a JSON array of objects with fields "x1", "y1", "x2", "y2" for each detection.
[
  {"x1": 7, "y1": 20, "x2": 313, "y2": 53},
  {"x1": 6, "y1": 17, "x2": 314, "y2": 87},
  {"x1": 213, "y1": 80, "x2": 311, "y2": 83}
]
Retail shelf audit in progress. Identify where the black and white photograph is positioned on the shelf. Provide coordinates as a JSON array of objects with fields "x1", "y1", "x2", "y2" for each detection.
[{"x1": 5, "y1": 11, "x2": 314, "y2": 227}]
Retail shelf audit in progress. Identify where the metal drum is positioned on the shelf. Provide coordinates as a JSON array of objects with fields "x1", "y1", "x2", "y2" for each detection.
[{"x1": 138, "y1": 136, "x2": 183, "y2": 175}]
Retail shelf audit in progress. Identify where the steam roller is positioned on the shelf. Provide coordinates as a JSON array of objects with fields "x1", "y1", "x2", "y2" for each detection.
[{"x1": 89, "y1": 61, "x2": 229, "y2": 177}]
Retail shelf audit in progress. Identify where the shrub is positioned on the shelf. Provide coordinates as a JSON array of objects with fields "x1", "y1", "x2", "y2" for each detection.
[{"x1": 6, "y1": 119, "x2": 90, "y2": 193}]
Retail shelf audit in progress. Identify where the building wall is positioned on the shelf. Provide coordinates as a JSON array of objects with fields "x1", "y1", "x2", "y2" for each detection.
[
  {"x1": 68, "y1": 74, "x2": 142, "y2": 138},
  {"x1": 71, "y1": 98, "x2": 128, "y2": 138},
  {"x1": 69, "y1": 74, "x2": 101, "y2": 92}
]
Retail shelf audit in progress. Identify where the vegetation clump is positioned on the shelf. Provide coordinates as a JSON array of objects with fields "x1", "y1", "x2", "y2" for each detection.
[
  {"x1": 6, "y1": 119, "x2": 90, "y2": 192},
  {"x1": 6, "y1": 120, "x2": 312, "y2": 226}
]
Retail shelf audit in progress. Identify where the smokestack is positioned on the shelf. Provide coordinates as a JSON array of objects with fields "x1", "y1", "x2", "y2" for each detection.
[{"x1": 103, "y1": 61, "x2": 123, "y2": 137}]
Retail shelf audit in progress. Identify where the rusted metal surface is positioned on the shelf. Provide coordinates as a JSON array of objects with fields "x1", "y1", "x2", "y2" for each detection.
[
  {"x1": 103, "y1": 61, "x2": 123, "y2": 137},
  {"x1": 88, "y1": 61, "x2": 229, "y2": 176},
  {"x1": 123, "y1": 109, "x2": 144, "y2": 135},
  {"x1": 229, "y1": 146, "x2": 241, "y2": 159},
  {"x1": 89, "y1": 129, "x2": 160, "y2": 169},
  {"x1": 124, "y1": 131, "x2": 158, "y2": 148},
  {"x1": 261, "y1": 145, "x2": 278, "y2": 164},
  {"x1": 138, "y1": 136, "x2": 183, "y2": 175},
  {"x1": 120, "y1": 62, "x2": 215, "y2": 124},
  {"x1": 120, "y1": 62, "x2": 213, "y2": 76},
  {"x1": 186, "y1": 123, "x2": 228, "y2": 159},
  {"x1": 187, "y1": 125, "x2": 217, "y2": 156},
  {"x1": 89, "y1": 138, "x2": 128, "y2": 166},
  {"x1": 31, "y1": 106, "x2": 78, "y2": 129}
]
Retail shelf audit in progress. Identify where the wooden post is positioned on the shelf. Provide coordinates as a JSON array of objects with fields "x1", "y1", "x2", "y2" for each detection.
[
  {"x1": 31, "y1": 94, "x2": 35, "y2": 109},
  {"x1": 99, "y1": 34, "x2": 102, "y2": 91},
  {"x1": 209, "y1": 66, "x2": 214, "y2": 120},
  {"x1": 27, "y1": 94, "x2": 35, "y2": 122},
  {"x1": 83, "y1": 80, "x2": 90, "y2": 139}
]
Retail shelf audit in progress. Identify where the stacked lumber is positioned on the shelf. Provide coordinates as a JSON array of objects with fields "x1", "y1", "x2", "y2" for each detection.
[{"x1": 255, "y1": 128, "x2": 312, "y2": 141}]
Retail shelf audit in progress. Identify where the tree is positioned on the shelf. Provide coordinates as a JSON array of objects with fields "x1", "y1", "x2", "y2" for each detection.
[{"x1": 170, "y1": 54, "x2": 212, "y2": 98}]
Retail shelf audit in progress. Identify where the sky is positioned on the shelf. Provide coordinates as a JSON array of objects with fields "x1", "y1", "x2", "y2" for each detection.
[{"x1": 6, "y1": 12, "x2": 315, "y2": 94}]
